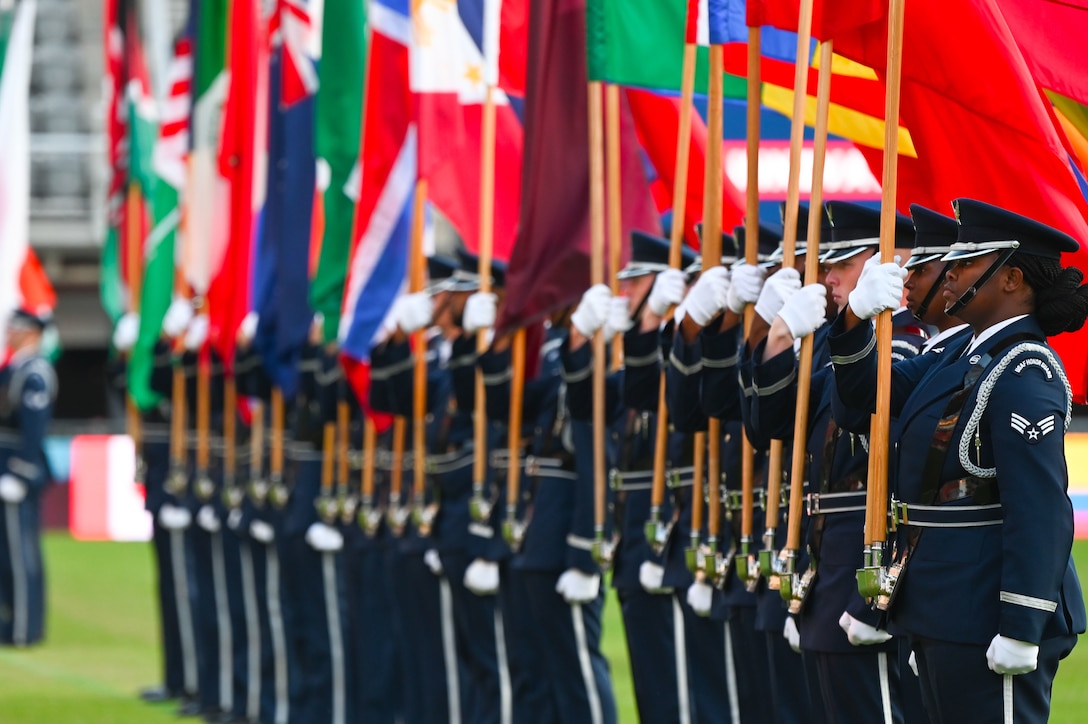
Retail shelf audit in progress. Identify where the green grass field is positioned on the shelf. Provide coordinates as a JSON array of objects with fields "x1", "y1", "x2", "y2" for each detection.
[{"x1": 1, "y1": 534, "x2": 1087, "y2": 722}]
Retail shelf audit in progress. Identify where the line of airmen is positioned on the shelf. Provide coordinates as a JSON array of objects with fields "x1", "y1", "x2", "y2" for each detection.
[{"x1": 131, "y1": 197, "x2": 1085, "y2": 723}]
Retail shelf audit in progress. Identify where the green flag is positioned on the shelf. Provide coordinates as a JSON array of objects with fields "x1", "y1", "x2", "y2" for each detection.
[
  {"x1": 310, "y1": 0, "x2": 367, "y2": 343},
  {"x1": 585, "y1": 0, "x2": 745, "y2": 97}
]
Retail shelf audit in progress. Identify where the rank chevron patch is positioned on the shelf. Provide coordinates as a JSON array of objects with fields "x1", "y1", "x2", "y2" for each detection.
[{"x1": 1011, "y1": 413, "x2": 1056, "y2": 444}]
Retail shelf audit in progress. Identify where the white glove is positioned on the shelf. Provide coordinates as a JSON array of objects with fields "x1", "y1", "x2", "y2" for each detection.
[
  {"x1": 250, "y1": 520, "x2": 275, "y2": 543},
  {"x1": 158, "y1": 504, "x2": 192, "y2": 530},
  {"x1": 686, "y1": 580, "x2": 714, "y2": 617},
  {"x1": 603, "y1": 296, "x2": 631, "y2": 339},
  {"x1": 0, "y1": 475, "x2": 28, "y2": 503},
  {"x1": 778, "y1": 284, "x2": 829, "y2": 339},
  {"x1": 755, "y1": 268, "x2": 802, "y2": 324},
  {"x1": 196, "y1": 505, "x2": 221, "y2": 533},
  {"x1": 848, "y1": 255, "x2": 907, "y2": 320},
  {"x1": 227, "y1": 508, "x2": 244, "y2": 530},
  {"x1": 683, "y1": 267, "x2": 730, "y2": 326},
  {"x1": 986, "y1": 634, "x2": 1039, "y2": 675},
  {"x1": 162, "y1": 299, "x2": 194, "y2": 338},
  {"x1": 113, "y1": 312, "x2": 140, "y2": 352},
  {"x1": 908, "y1": 649, "x2": 919, "y2": 677},
  {"x1": 239, "y1": 312, "x2": 259, "y2": 343},
  {"x1": 648, "y1": 268, "x2": 687, "y2": 316},
  {"x1": 305, "y1": 522, "x2": 344, "y2": 552},
  {"x1": 555, "y1": 569, "x2": 601, "y2": 604},
  {"x1": 838, "y1": 611, "x2": 893, "y2": 646},
  {"x1": 570, "y1": 284, "x2": 612, "y2": 337},
  {"x1": 638, "y1": 561, "x2": 673, "y2": 594},
  {"x1": 184, "y1": 315, "x2": 209, "y2": 351},
  {"x1": 784, "y1": 616, "x2": 801, "y2": 653},
  {"x1": 391, "y1": 292, "x2": 433, "y2": 334},
  {"x1": 463, "y1": 292, "x2": 498, "y2": 334},
  {"x1": 727, "y1": 263, "x2": 767, "y2": 314},
  {"x1": 424, "y1": 549, "x2": 444, "y2": 576},
  {"x1": 464, "y1": 558, "x2": 500, "y2": 596}
]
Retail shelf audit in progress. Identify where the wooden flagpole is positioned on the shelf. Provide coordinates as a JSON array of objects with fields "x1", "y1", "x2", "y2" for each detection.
[
  {"x1": 858, "y1": 0, "x2": 906, "y2": 598},
  {"x1": 269, "y1": 387, "x2": 285, "y2": 506},
  {"x1": 503, "y1": 327, "x2": 527, "y2": 546},
  {"x1": 472, "y1": 82, "x2": 498, "y2": 520},
  {"x1": 734, "y1": 24, "x2": 762, "y2": 589},
  {"x1": 644, "y1": 38, "x2": 697, "y2": 557},
  {"x1": 691, "y1": 42, "x2": 725, "y2": 576},
  {"x1": 780, "y1": 39, "x2": 833, "y2": 604},
  {"x1": 409, "y1": 180, "x2": 429, "y2": 517},
  {"x1": 588, "y1": 78, "x2": 609, "y2": 559},
  {"x1": 125, "y1": 182, "x2": 144, "y2": 469},
  {"x1": 605, "y1": 84, "x2": 624, "y2": 371},
  {"x1": 774, "y1": 0, "x2": 815, "y2": 599}
]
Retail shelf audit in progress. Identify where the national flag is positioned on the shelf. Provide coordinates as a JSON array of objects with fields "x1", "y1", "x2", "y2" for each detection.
[
  {"x1": 996, "y1": 0, "x2": 1088, "y2": 107},
  {"x1": 459, "y1": 0, "x2": 529, "y2": 97},
  {"x1": 586, "y1": 0, "x2": 910, "y2": 158},
  {"x1": 411, "y1": 0, "x2": 524, "y2": 261},
  {"x1": 130, "y1": 35, "x2": 192, "y2": 410},
  {"x1": 252, "y1": 42, "x2": 316, "y2": 398},
  {"x1": 746, "y1": 0, "x2": 885, "y2": 41},
  {"x1": 0, "y1": 0, "x2": 35, "y2": 347},
  {"x1": 184, "y1": 0, "x2": 229, "y2": 300},
  {"x1": 205, "y1": 0, "x2": 267, "y2": 367},
  {"x1": 831, "y1": 0, "x2": 1088, "y2": 403},
  {"x1": 270, "y1": 0, "x2": 322, "y2": 108},
  {"x1": 498, "y1": 0, "x2": 658, "y2": 332},
  {"x1": 309, "y1": 0, "x2": 365, "y2": 343},
  {"x1": 627, "y1": 88, "x2": 745, "y2": 248},
  {"x1": 338, "y1": 0, "x2": 413, "y2": 363},
  {"x1": 101, "y1": 0, "x2": 128, "y2": 326},
  {"x1": 102, "y1": 0, "x2": 157, "y2": 328}
]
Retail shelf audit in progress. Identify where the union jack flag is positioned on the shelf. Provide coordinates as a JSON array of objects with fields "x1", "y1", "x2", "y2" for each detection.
[{"x1": 270, "y1": 0, "x2": 320, "y2": 107}]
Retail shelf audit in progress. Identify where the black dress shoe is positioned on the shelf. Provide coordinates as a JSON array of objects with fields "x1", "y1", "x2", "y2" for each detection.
[
  {"x1": 140, "y1": 685, "x2": 178, "y2": 703},
  {"x1": 176, "y1": 699, "x2": 204, "y2": 718}
]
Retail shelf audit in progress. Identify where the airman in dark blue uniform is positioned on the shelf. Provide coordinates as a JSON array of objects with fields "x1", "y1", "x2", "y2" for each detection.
[
  {"x1": 827, "y1": 199, "x2": 1087, "y2": 724},
  {"x1": 747, "y1": 201, "x2": 927, "y2": 724},
  {"x1": 0, "y1": 308, "x2": 57, "y2": 648},
  {"x1": 596, "y1": 232, "x2": 704, "y2": 723}
]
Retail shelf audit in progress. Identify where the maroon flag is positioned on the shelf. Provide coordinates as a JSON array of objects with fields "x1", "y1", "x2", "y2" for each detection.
[{"x1": 498, "y1": 0, "x2": 658, "y2": 332}]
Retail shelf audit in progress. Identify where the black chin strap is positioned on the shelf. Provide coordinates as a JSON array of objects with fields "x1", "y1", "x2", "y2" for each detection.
[
  {"x1": 913, "y1": 262, "x2": 952, "y2": 322},
  {"x1": 944, "y1": 249, "x2": 1019, "y2": 317}
]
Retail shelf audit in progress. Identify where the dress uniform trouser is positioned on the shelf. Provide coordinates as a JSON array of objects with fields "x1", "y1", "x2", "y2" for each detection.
[
  {"x1": 346, "y1": 538, "x2": 402, "y2": 724},
  {"x1": 522, "y1": 570, "x2": 617, "y2": 724},
  {"x1": 223, "y1": 525, "x2": 252, "y2": 721},
  {"x1": 503, "y1": 565, "x2": 558, "y2": 724},
  {"x1": 726, "y1": 605, "x2": 771, "y2": 724},
  {"x1": 391, "y1": 549, "x2": 459, "y2": 724},
  {"x1": 617, "y1": 587, "x2": 687, "y2": 723},
  {"x1": 680, "y1": 596, "x2": 730, "y2": 724},
  {"x1": 764, "y1": 630, "x2": 824, "y2": 724},
  {"x1": 292, "y1": 540, "x2": 351, "y2": 724},
  {"x1": 151, "y1": 520, "x2": 199, "y2": 697},
  {"x1": 815, "y1": 649, "x2": 904, "y2": 724},
  {"x1": 251, "y1": 534, "x2": 291, "y2": 724},
  {"x1": 913, "y1": 634, "x2": 1076, "y2": 724},
  {"x1": 192, "y1": 523, "x2": 233, "y2": 715},
  {"x1": 443, "y1": 550, "x2": 507, "y2": 724},
  {"x1": 0, "y1": 496, "x2": 44, "y2": 646}
]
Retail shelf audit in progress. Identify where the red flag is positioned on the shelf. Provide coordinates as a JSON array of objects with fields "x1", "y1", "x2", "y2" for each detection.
[
  {"x1": 746, "y1": 0, "x2": 885, "y2": 40},
  {"x1": 497, "y1": 0, "x2": 658, "y2": 332},
  {"x1": 626, "y1": 88, "x2": 745, "y2": 250},
  {"x1": 996, "y1": 0, "x2": 1088, "y2": 107},
  {"x1": 207, "y1": 0, "x2": 266, "y2": 368},
  {"x1": 839, "y1": 0, "x2": 1088, "y2": 402}
]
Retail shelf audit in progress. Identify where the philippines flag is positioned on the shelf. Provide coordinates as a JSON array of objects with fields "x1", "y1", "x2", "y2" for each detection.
[
  {"x1": 411, "y1": 0, "x2": 525, "y2": 261},
  {"x1": 338, "y1": 0, "x2": 414, "y2": 363}
]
